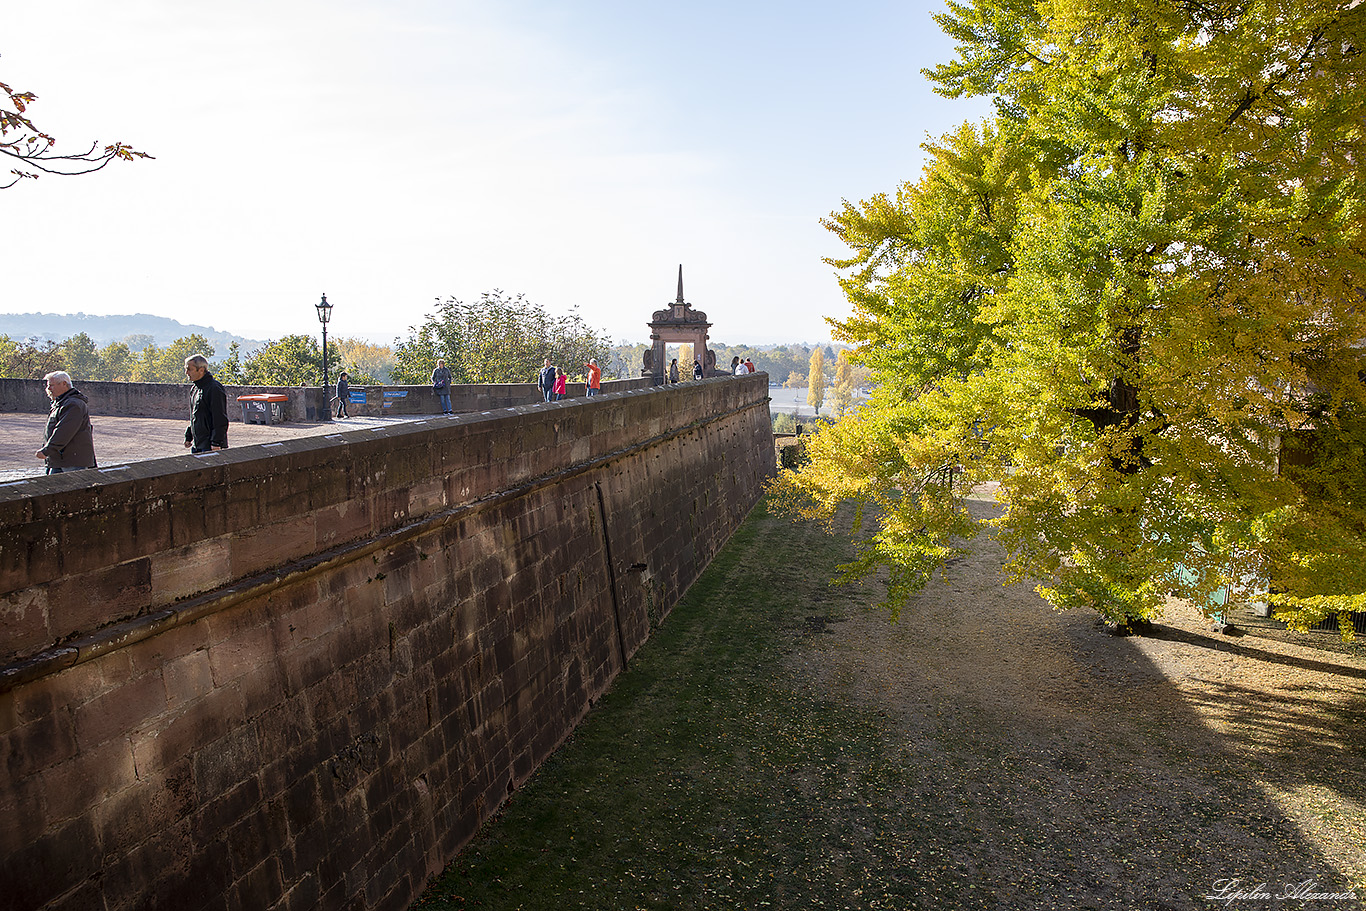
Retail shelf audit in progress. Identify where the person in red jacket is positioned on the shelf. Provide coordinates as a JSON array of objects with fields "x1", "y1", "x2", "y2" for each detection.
[{"x1": 584, "y1": 358, "x2": 602, "y2": 396}]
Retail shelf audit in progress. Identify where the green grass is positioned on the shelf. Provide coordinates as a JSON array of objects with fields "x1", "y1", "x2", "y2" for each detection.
[{"x1": 412, "y1": 498, "x2": 932, "y2": 910}]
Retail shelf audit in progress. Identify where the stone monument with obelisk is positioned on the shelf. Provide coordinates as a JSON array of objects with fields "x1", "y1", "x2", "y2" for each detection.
[{"x1": 643, "y1": 265, "x2": 715, "y2": 384}]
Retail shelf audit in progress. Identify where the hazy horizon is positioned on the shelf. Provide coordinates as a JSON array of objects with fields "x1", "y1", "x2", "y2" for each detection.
[
  {"x1": 0, "y1": 309, "x2": 844, "y2": 351},
  {"x1": 6, "y1": 1, "x2": 990, "y2": 348}
]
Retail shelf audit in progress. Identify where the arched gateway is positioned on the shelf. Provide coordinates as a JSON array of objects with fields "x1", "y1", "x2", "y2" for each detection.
[{"x1": 643, "y1": 265, "x2": 715, "y2": 384}]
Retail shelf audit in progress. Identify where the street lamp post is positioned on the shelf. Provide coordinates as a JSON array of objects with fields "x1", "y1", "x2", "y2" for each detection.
[{"x1": 316, "y1": 293, "x2": 333, "y2": 420}]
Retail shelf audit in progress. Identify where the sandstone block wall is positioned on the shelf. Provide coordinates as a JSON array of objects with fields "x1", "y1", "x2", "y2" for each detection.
[
  {"x1": 0, "y1": 374, "x2": 774, "y2": 911},
  {"x1": 0, "y1": 379, "x2": 330, "y2": 422},
  {"x1": 0, "y1": 377, "x2": 651, "y2": 422},
  {"x1": 343, "y1": 378, "x2": 650, "y2": 418}
]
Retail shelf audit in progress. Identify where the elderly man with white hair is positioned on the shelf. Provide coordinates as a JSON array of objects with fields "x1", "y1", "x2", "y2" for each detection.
[
  {"x1": 183, "y1": 353, "x2": 229, "y2": 453},
  {"x1": 34, "y1": 370, "x2": 97, "y2": 474}
]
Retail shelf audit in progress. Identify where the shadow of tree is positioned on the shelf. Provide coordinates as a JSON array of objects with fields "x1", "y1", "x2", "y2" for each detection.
[
  {"x1": 1176, "y1": 678, "x2": 1366, "y2": 789},
  {"x1": 1147, "y1": 625, "x2": 1366, "y2": 681},
  {"x1": 817, "y1": 497, "x2": 1366, "y2": 908}
]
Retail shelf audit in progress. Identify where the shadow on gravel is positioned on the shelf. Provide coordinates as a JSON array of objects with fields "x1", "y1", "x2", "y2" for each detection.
[
  {"x1": 1145, "y1": 625, "x2": 1366, "y2": 680},
  {"x1": 819, "y1": 499, "x2": 1366, "y2": 910}
]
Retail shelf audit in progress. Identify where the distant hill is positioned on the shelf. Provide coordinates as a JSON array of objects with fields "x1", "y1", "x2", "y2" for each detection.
[{"x1": 0, "y1": 312, "x2": 265, "y2": 354}]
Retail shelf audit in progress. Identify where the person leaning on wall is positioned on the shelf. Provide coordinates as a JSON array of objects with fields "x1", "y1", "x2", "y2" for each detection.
[
  {"x1": 432, "y1": 359, "x2": 452, "y2": 415},
  {"x1": 584, "y1": 358, "x2": 602, "y2": 396},
  {"x1": 184, "y1": 354, "x2": 229, "y2": 453},
  {"x1": 35, "y1": 370, "x2": 97, "y2": 474}
]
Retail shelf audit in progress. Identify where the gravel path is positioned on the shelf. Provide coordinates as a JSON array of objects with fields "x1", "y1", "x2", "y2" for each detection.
[{"x1": 791, "y1": 493, "x2": 1366, "y2": 908}]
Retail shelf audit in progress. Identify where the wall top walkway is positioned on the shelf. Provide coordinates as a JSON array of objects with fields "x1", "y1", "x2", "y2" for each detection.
[
  {"x1": 0, "y1": 375, "x2": 763, "y2": 500},
  {"x1": 0, "y1": 375, "x2": 650, "y2": 422},
  {"x1": 0, "y1": 374, "x2": 774, "y2": 672}
]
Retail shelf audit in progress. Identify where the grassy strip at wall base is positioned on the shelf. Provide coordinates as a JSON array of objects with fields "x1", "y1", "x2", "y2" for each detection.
[{"x1": 412, "y1": 497, "x2": 924, "y2": 909}]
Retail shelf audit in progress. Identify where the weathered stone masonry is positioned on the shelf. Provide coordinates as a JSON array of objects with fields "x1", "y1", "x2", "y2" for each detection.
[
  {"x1": 0, "y1": 374, "x2": 775, "y2": 911},
  {"x1": 0, "y1": 376, "x2": 649, "y2": 422}
]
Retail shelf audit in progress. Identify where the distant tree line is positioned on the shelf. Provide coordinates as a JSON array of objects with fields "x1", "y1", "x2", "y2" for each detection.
[
  {"x1": 0, "y1": 332, "x2": 393, "y2": 386},
  {"x1": 2, "y1": 311, "x2": 849, "y2": 394},
  {"x1": 0, "y1": 313, "x2": 260, "y2": 357},
  {"x1": 1, "y1": 332, "x2": 213, "y2": 383},
  {"x1": 709, "y1": 343, "x2": 836, "y2": 385},
  {"x1": 710, "y1": 343, "x2": 868, "y2": 392}
]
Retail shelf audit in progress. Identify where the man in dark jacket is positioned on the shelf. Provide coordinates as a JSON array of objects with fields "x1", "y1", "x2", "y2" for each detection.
[
  {"x1": 538, "y1": 358, "x2": 557, "y2": 403},
  {"x1": 336, "y1": 371, "x2": 350, "y2": 418},
  {"x1": 35, "y1": 371, "x2": 97, "y2": 474},
  {"x1": 183, "y1": 354, "x2": 229, "y2": 453}
]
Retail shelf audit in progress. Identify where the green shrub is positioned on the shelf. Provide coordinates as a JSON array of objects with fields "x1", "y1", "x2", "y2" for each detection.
[{"x1": 779, "y1": 440, "x2": 808, "y2": 470}]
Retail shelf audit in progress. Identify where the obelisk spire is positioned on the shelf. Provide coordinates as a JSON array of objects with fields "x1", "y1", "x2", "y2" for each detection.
[{"x1": 676, "y1": 264, "x2": 685, "y2": 305}]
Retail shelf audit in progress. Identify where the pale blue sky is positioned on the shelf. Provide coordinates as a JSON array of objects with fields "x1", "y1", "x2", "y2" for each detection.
[{"x1": 6, "y1": 1, "x2": 990, "y2": 347}]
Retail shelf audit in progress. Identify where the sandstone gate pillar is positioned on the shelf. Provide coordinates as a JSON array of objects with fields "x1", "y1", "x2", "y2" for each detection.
[{"x1": 644, "y1": 265, "x2": 713, "y2": 385}]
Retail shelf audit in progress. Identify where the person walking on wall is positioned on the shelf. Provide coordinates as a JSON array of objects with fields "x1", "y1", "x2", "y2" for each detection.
[
  {"x1": 35, "y1": 371, "x2": 97, "y2": 474},
  {"x1": 584, "y1": 358, "x2": 602, "y2": 397},
  {"x1": 669, "y1": 358, "x2": 679, "y2": 384},
  {"x1": 553, "y1": 368, "x2": 567, "y2": 401},
  {"x1": 183, "y1": 354, "x2": 228, "y2": 453},
  {"x1": 432, "y1": 359, "x2": 453, "y2": 414},
  {"x1": 539, "y1": 358, "x2": 557, "y2": 403},
  {"x1": 693, "y1": 358, "x2": 703, "y2": 380},
  {"x1": 336, "y1": 371, "x2": 350, "y2": 418}
]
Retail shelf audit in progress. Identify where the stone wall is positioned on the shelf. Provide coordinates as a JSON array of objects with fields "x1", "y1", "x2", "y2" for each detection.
[
  {"x1": 0, "y1": 378, "x2": 331, "y2": 422},
  {"x1": 342, "y1": 378, "x2": 650, "y2": 418},
  {"x1": 0, "y1": 377, "x2": 651, "y2": 422},
  {"x1": 0, "y1": 374, "x2": 774, "y2": 911}
]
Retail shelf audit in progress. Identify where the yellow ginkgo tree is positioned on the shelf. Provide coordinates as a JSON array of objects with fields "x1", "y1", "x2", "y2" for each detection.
[{"x1": 775, "y1": 0, "x2": 1366, "y2": 636}]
